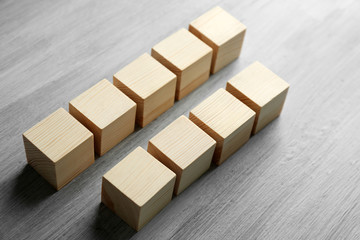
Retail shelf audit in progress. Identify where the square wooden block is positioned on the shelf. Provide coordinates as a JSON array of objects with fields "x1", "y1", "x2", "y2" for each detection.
[
  {"x1": 69, "y1": 79, "x2": 136, "y2": 156},
  {"x1": 189, "y1": 6, "x2": 247, "y2": 74},
  {"x1": 189, "y1": 88, "x2": 255, "y2": 165},
  {"x1": 151, "y1": 28, "x2": 213, "y2": 100},
  {"x1": 226, "y1": 61, "x2": 290, "y2": 134},
  {"x1": 23, "y1": 108, "x2": 94, "y2": 190},
  {"x1": 148, "y1": 116, "x2": 216, "y2": 195},
  {"x1": 101, "y1": 147, "x2": 175, "y2": 231},
  {"x1": 113, "y1": 53, "x2": 177, "y2": 127}
]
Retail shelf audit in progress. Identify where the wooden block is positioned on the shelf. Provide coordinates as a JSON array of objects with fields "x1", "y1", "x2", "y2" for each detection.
[
  {"x1": 189, "y1": 88, "x2": 255, "y2": 165},
  {"x1": 69, "y1": 79, "x2": 136, "y2": 156},
  {"x1": 189, "y1": 6, "x2": 247, "y2": 74},
  {"x1": 151, "y1": 28, "x2": 213, "y2": 100},
  {"x1": 23, "y1": 108, "x2": 94, "y2": 190},
  {"x1": 148, "y1": 116, "x2": 216, "y2": 195},
  {"x1": 113, "y1": 53, "x2": 177, "y2": 127},
  {"x1": 226, "y1": 61, "x2": 290, "y2": 134},
  {"x1": 101, "y1": 147, "x2": 175, "y2": 231}
]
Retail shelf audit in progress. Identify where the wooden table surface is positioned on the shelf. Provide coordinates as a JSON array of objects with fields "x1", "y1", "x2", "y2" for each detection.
[{"x1": 1, "y1": 0, "x2": 360, "y2": 239}]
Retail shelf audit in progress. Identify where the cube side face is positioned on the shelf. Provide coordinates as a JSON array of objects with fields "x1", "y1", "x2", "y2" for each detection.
[
  {"x1": 218, "y1": 114, "x2": 255, "y2": 165},
  {"x1": 226, "y1": 82, "x2": 261, "y2": 133},
  {"x1": 69, "y1": 103, "x2": 102, "y2": 154},
  {"x1": 137, "y1": 175, "x2": 175, "y2": 230},
  {"x1": 147, "y1": 141, "x2": 183, "y2": 194},
  {"x1": 177, "y1": 51, "x2": 212, "y2": 100},
  {"x1": 101, "y1": 104, "x2": 136, "y2": 155},
  {"x1": 151, "y1": 48, "x2": 182, "y2": 77},
  {"x1": 141, "y1": 77, "x2": 176, "y2": 127},
  {"x1": 54, "y1": 135, "x2": 94, "y2": 190},
  {"x1": 23, "y1": 135, "x2": 57, "y2": 189},
  {"x1": 177, "y1": 143, "x2": 215, "y2": 194},
  {"x1": 113, "y1": 77, "x2": 144, "y2": 125},
  {"x1": 255, "y1": 88, "x2": 289, "y2": 134},
  {"x1": 213, "y1": 30, "x2": 245, "y2": 74},
  {"x1": 189, "y1": 24, "x2": 219, "y2": 73},
  {"x1": 188, "y1": 113, "x2": 224, "y2": 164},
  {"x1": 101, "y1": 177, "x2": 141, "y2": 230}
]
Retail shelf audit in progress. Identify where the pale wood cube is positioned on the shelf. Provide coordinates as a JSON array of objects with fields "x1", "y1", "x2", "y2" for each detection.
[
  {"x1": 226, "y1": 61, "x2": 289, "y2": 134},
  {"x1": 151, "y1": 28, "x2": 213, "y2": 100},
  {"x1": 113, "y1": 53, "x2": 177, "y2": 127},
  {"x1": 189, "y1": 6, "x2": 247, "y2": 74},
  {"x1": 101, "y1": 147, "x2": 175, "y2": 231},
  {"x1": 69, "y1": 79, "x2": 136, "y2": 156},
  {"x1": 189, "y1": 88, "x2": 255, "y2": 165},
  {"x1": 148, "y1": 116, "x2": 216, "y2": 195},
  {"x1": 23, "y1": 108, "x2": 94, "y2": 190}
]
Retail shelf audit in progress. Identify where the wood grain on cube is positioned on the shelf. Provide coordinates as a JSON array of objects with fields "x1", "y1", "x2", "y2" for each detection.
[
  {"x1": 148, "y1": 115, "x2": 216, "y2": 195},
  {"x1": 189, "y1": 6, "x2": 247, "y2": 74},
  {"x1": 113, "y1": 53, "x2": 176, "y2": 127},
  {"x1": 226, "y1": 61, "x2": 289, "y2": 134},
  {"x1": 69, "y1": 79, "x2": 136, "y2": 156},
  {"x1": 189, "y1": 88, "x2": 255, "y2": 165},
  {"x1": 151, "y1": 28, "x2": 213, "y2": 100},
  {"x1": 23, "y1": 108, "x2": 94, "y2": 190},
  {"x1": 101, "y1": 147, "x2": 175, "y2": 231}
]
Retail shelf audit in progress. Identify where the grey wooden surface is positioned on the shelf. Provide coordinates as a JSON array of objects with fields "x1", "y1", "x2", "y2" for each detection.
[{"x1": 1, "y1": 0, "x2": 360, "y2": 239}]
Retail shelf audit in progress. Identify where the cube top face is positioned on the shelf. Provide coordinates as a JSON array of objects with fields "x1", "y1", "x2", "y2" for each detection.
[
  {"x1": 152, "y1": 28, "x2": 213, "y2": 71},
  {"x1": 113, "y1": 53, "x2": 177, "y2": 100},
  {"x1": 190, "y1": 88, "x2": 255, "y2": 140},
  {"x1": 190, "y1": 6, "x2": 246, "y2": 46},
  {"x1": 227, "y1": 61, "x2": 290, "y2": 107},
  {"x1": 69, "y1": 79, "x2": 136, "y2": 130},
  {"x1": 149, "y1": 115, "x2": 216, "y2": 170},
  {"x1": 23, "y1": 108, "x2": 93, "y2": 163},
  {"x1": 103, "y1": 147, "x2": 176, "y2": 207}
]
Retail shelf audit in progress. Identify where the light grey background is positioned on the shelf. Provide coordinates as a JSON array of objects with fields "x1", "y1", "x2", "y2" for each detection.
[{"x1": 1, "y1": 0, "x2": 360, "y2": 239}]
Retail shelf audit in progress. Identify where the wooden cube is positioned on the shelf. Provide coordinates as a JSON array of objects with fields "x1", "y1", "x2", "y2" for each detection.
[
  {"x1": 148, "y1": 116, "x2": 216, "y2": 195},
  {"x1": 151, "y1": 28, "x2": 213, "y2": 100},
  {"x1": 189, "y1": 6, "x2": 247, "y2": 74},
  {"x1": 113, "y1": 53, "x2": 177, "y2": 127},
  {"x1": 23, "y1": 108, "x2": 94, "y2": 190},
  {"x1": 226, "y1": 61, "x2": 290, "y2": 134},
  {"x1": 69, "y1": 79, "x2": 136, "y2": 156},
  {"x1": 101, "y1": 147, "x2": 175, "y2": 231},
  {"x1": 189, "y1": 88, "x2": 255, "y2": 165}
]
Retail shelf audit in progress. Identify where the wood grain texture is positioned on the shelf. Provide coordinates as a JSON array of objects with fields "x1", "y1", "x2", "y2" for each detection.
[
  {"x1": 189, "y1": 88, "x2": 255, "y2": 165},
  {"x1": 151, "y1": 28, "x2": 213, "y2": 100},
  {"x1": 69, "y1": 79, "x2": 136, "y2": 156},
  {"x1": 226, "y1": 61, "x2": 290, "y2": 134},
  {"x1": 189, "y1": 6, "x2": 247, "y2": 74},
  {"x1": 1, "y1": 0, "x2": 360, "y2": 239},
  {"x1": 148, "y1": 115, "x2": 216, "y2": 195},
  {"x1": 101, "y1": 147, "x2": 176, "y2": 231},
  {"x1": 23, "y1": 108, "x2": 94, "y2": 190},
  {"x1": 113, "y1": 53, "x2": 177, "y2": 127}
]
